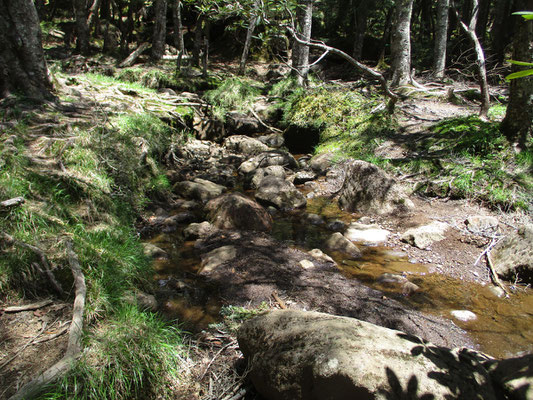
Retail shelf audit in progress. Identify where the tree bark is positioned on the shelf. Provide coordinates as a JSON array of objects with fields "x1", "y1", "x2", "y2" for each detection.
[
  {"x1": 292, "y1": 0, "x2": 314, "y2": 86},
  {"x1": 192, "y1": 14, "x2": 204, "y2": 67},
  {"x1": 0, "y1": 0, "x2": 53, "y2": 100},
  {"x1": 490, "y1": 0, "x2": 513, "y2": 64},
  {"x1": 73, "y1": 0, "x2": 90, "y2": 55},
  {"x1": 391, "y1": 0, "x2": 414, "y2": 86},
  {"x1": 501, "y1": 0, "x2": 533, "y2": 150},
  {"x1": 152, "y1": 0, "x2": 167, "y2": 60},
  {"x1": 239, "y1": 0, "x2": 260, "y2": 75},
  {"x1": 453, "y1": 0, "x2": 490, "y2": 118},
  {"x1": 172, "y1": 0, "x2": 185, "y2": 53},
  {"x1": 433, "y1": 0, "x2": 450, "y2": 79},
  {"x1": 352, "y1": 0, "x2": 369, "y2": 60}
]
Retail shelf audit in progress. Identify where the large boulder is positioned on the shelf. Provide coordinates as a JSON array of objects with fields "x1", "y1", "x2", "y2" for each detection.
[
  {"x1": 206, "y1": 193, "x2": 272, "y2": 231},
  {"x1": 484, "y1": 354, "x2": 533, "y2": 400},
  {"x1": 223, "y1": 135, "x2": 270, "y2": 156},
  {"x1": 238, "y1": 310, "x2": 498, "y2": 400},
  {"x1": 249, "y1": 165, "x2": 286, "y2": 189},
  {"x1": 225, "y1": 112, "x2": 261, "y2": 135},
  {"x1": 173, "y1": 178, "x2": 226, "y2": 202},
  {"x1": 325, "y1": 232, "x2": 362, "y2": 258},
  {"x1": 239, "y1": 151, "x2": 299, "y2": 175},
  {"x1": 309, "y1": 152, "x2": 336, "y2": 175},
  {"x1": 338, "y1": 160, "x2": 414, "y2": 214},
  {"x1": 489, "y1": 224, "x2": 533, "y2": 284},
  {"x1": 255, "y1": 176, "x2": 306, "y2": 210},
  {"x1": 344, "y1": 222, "x2": 390, "y2": 244}
]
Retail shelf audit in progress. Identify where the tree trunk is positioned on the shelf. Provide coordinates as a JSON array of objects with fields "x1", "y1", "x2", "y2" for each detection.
[
  {"x1": 433, "y1": 0, "x2": 450, "y2": 79},
  {"x1": 192, "y1": 14, "x2": 204, "y2": 67},
  {"x1": 490, "y1": 0, "x2": 513, "y2": 64},
  {"x1": 239, "y1": 0, "x2": 260, "y2": 75},
  {"x1": 453, "y1": 0, "x2": 490, "y2": 118},
  {"x1": 151, "y1": 0, "x2": 167, "y2": 60},
  {"x1": 352, "y1": 0, "x2": 369, "y2": 60},
  {"x1": 501, "y1": 0, "x2": 533, "y2": 150},
  {"x1": 391, "y1": 0, "x2": 414, "y2": 86},
  {"x1": 73, "y1": 0, "x2": 90, "y2": 55},
  {"x1": 0, "y1": 0, "x2": 53, "y2": 100},
  {"x1": 292, "y1": 0, "x2": 314, "y2": 86},
  {"x1": 475, "y1": 0, "x2": 491, "y2": 44},
  {"x1": 172, "y1": 0, "x2": 185, "y2": 53}
]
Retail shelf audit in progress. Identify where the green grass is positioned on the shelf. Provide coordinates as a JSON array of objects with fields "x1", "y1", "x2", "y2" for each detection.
[
  {"x1": 204, "y1": 77, "x2": 263, "y2": 120},
  {"x1": 39, "y1": 305, "x2": 186, "y2": 400}
]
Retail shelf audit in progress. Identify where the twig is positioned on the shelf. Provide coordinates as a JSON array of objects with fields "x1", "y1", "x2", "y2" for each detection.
[
  {"x1": 247, "y1": 107, "x2": 282, "y2": 134},
  {"x1": 473, "y1": 237, "x2": 501, "y2": 266},
  {"x1": 8, "y1": 241, "x2": 86, "y2": 400},
  {"x1": 0, "y1": 232, "x2": 65, "y2": 296},
  {"x1": 486, "y1": 251, "x2": 510, "y2": 297},
  {"x1": 0, "y1": 323, "x2": 48, "y2": 370},
  {"x1": 34, "y1": 322, "x2": 70, "y2": 344},
  {"x1": 271, "y1": 291, "x2": 287, "y2": 309},
  {"x1": 2, "y1": 300, "x2": 53, "y2": 313},
  {"x1": 199, "y1": 340, "x2": 237, "y2": 381},
  {"x1": 0, "y1": 197, "x2": 25, "y2": 209}
]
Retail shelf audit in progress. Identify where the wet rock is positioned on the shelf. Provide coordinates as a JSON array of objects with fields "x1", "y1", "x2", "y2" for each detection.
[
  {"x1": 338, "y1": 160, "x2": 414, "y2": 215},
  {"x1": 238, "y1": 310, "x2": 498, "y2": 400},
  {"x1": 309, "y1": 152, "x2": 335, "y2": 175},
  {"x1": 200, "y1": 245, "x2": 237, "y2": 274},
  {"x1": 377, "y1": 273, "x2": 420, "y2": 296},
  {"x1": 450, "y1": 310, "x2": 477, "y2": 322},
  {"x1": 293, "y1": 170, "x2": 317, "y2": 185},
  {"x1": 225, "y1": 112, "x2": 261, "y2": 135},
  {"x1": 489, "y1": 224, "x2": 533, "y2": 285},
  {"x1": 258, "y1": 133, "x2": 284, "y2": 148},
  {"x1": 326, "y1": 219, "x2": 345, "y2": 232},
  {"x1": 206, "y1": 193, "x2": 272, "y2": 232},
  {"x1": 308, "y1": 248, "x2": 336, "y2": 265},
  {"x1": 484, "y1": 354, "x2": 533, "y2": 400},
  {"x1": 239, "y1": 151, "x2": 299, "y2": 175},
  {"x1": 306, "y1": 213, "x2": 325, "y2": 225},
  {"x1": 401, "y1": 221, "x2": 449, "y2": 250},
  {"x1": 183, "y1": 221, "x2": 215, "y2": 240},
  {"x1": 255, "y1": 176, "x2": 306, "y2": 210},
  {"x1": 465, "y1": 215, "x2": 499, "y2": 234},
  {"x1": 325, "y1": 232, "x2": 361, "y2": 258},
  {"x1": 223, "y1": 135, "x2": 270, "y2": 156},
  {"x1": 162, "y1": 212, "x2": 196, "y2": 232},
  {"x1": 174, "y1": 178, "x2": 226, "y2": 202},
  {"x1": 250, "y1": 165, "x2": 286, "y2": 189},
  {"x1": 175, "y1": 139, "x2": 216, "y2": 160},
  {"x1": 193, "y1": 115, "x2": 226, "y2": 142},
  {"x1": 345, "y1": 222, "x2": 390, "y2": 243},
  {"x1": 142, "y1": 243, "x2": 168, "y2": 259}
]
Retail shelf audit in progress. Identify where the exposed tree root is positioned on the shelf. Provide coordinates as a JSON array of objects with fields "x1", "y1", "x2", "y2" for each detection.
[
  {"x1": 8, "y1": 241, "x2": 86, "y2": 400},
  {"x1": 1, "y1": 299, "x2": 53, "y2": 313}
]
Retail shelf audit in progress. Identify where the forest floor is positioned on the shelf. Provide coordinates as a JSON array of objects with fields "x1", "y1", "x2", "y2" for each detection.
[{"x1": 1, "y1": 55, "x2": 532, "y2": 399}]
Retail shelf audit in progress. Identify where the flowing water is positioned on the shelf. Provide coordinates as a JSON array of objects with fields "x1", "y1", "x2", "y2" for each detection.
[{"x1": 147, "y1": 195, "x2": 533, "y2": 359}]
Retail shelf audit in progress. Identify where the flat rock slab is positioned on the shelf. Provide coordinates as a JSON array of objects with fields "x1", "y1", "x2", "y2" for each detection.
[
  {"x1": 401, "y1": 221, "x2": 449, "y2": 249},
  {"x1": 345, "y1": 222, "x2": 390, "y2": 243},
  {"x1": 238, "y1": 310, "x2": 497, "y2": 400},
  {"x1": 174, "y1": 178, "x2": 226, "y2": 202}
]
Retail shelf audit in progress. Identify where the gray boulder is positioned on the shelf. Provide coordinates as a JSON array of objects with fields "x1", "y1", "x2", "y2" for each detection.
[
  {"x1": 309, "y1": 152, "x2": 335, "y2": 175},
  {"x1": 238, "y1": 310, "x2": 498, "y2": 400},
  {"x1": 183, "y1": 221, "x2": 215, "y2": 240},
  {"x1": 489, "y1": 224, "x2": 533, "y2": 284},
  {"x1": 142, "y1": 243, "x2": 168, "y2": 259},
  {"x1": 325, "y1": 232, "x2": 362, "y2": 258},
  {"x1": 223, "y1": 135, "x2": 270, "y2": 156},
  {"x1": 200, "y1": 245, "x2": 237, "y2": 274},
  {"x1": 173, "y1": 178, "x2": 226, "y2": 202},
  {"x1": 401, "y1": 221, "x2": 449, "y2": 250},
  {"x1": 345, "y1": 222, "x2": 390, "y2": 244},
  {"x1": 465, "y1": 215, "x2": 499, "y2": 234},
  {"x1": 338, "y1": 160, "x2": 414, "y2": 215},
  {"x1": 255, "y1": 176, "x2": 307, "y2": 210},
  {"x1": 239, "y1": 151, "x2": 299, "y2": 175},
  {"x1": 206, "y1": 193, "x2": 273, "y2": 231},
  {"x1": 225, "y1": 112, "x2": 261, "y2": 135},
  {"x1": 250, "y1": 165, "x2": 286, "y2": 189}
]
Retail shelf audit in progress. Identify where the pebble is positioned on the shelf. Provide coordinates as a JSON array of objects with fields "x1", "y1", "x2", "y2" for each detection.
[{"x1": 450, "y1": 310, "x2": 477, "y2": 322}]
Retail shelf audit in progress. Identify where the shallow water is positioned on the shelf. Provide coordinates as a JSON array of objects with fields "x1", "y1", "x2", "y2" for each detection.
[{"x1": 148, "y1": 195, "x2": 533, "y2": 358}]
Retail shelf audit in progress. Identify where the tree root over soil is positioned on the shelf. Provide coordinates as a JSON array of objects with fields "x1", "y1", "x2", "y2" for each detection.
[{"x1": 8, "y1": 241, "x2": 86, "y2": 400}]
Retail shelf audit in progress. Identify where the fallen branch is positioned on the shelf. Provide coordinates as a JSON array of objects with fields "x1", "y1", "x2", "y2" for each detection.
[
  {"x1": 8, "y1": 241, "x2": 86, "y2": 400},
  {"x1": 0, "y1": 232, "x2": 65, "y2": 296},
  {"x1": 247, "y1": 107, "x2": 282, "y2": 134},
  {"x1": 0, "y1": 197, "x2": 25, "y2": 209},
  {"x1": 118, "y1": 42, "x2": 150, "y2": 68},
  {"x1": 271, "y1": 291, "x2": 287, "y2": 309},
  {"x1": 34, "y1": 322, "x2": 70, "y2": 344},
  {"x1": 2, "y1": 299, "x2": 53, "y2": 313},
  {"x1": 486, "y1": 251, "x2": 510, "y2": 297}
]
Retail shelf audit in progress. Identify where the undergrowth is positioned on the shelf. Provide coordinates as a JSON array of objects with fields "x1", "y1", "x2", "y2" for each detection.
[
  {"x1": 204, "y1": 77, "x2": 263, "y2": 121},
  {"x1": 0, "y1": 85, "x2": 190, "y2": 397},
  {"x1": 276, "y1": 81, "x2": 532, "y2": 210}
]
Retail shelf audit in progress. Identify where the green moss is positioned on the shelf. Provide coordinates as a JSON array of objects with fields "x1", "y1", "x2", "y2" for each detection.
[{"x1": 204, "y1": 77, "x2": 263, "y2": 120}]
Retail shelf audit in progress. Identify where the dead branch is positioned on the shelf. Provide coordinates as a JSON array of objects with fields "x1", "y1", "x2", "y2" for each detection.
[
  {"x1": 199, "y1": 340, "x2": 238, "y2": 381},
  {"x1": 2, "y1": 299, "x2": 53, "y2": 313},
  {"x1": 34, "y1": 322, "x2": 70, "y2": 344},
  {"x1": 486, "y1": 251, "x2": 510, "y2": 297},
  {"x1": 8, "y1": 241, "x2": 86, "y2": 400},
  {"x1": 0, "y1": 232, "x2": 65, "y2": 296},
  {"x1": 0, "y1": 197, "x2": 25, "y2": 209},
  {"x1": 271, "y1": 291, "x2": 287, "y2": 309},
  {"x1": 118, "y1": 42, "x2": 150, "y2": 68},
  {"x1": 247, "y1": 107, "x2": 282, "y2": 134}
]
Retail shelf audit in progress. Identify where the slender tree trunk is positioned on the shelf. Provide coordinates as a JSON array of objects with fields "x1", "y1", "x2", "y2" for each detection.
[
  {"x1": 433, "y1": 0, "x2": 450, "y2": 79},
  {"x1": 73, "y1": 0, "x2": 90, "y2": 55},
  {"x1": 391, "y1": 0, "x2": 414, "y2": 86},
  {"x1": 292, "y1": 0, "x2": 314, "y2": 85},
  {"x1": 453, "y1": 0, "x2": 490, "y2": 118},
  {"x1": 378, "y1": 7, "x2": 393, "y2": 63},
  {"x1": 172, "y1": 0, "x2": 185, "y2": 52},
  {"x1": 0, "y1": 0, "x2": 53, "y2": 100},
  {"x1": 490, "y1": 0, "x2": 513, "y2": 64},
  {"x1": 352, "y1": 0, "x2": 369, "y2": 60},
  {"x1": 192, "y1": 14, "x2": 204, "y2": 67},
  {"x1": 239, "y1": 0, "x2": 260, "y2": 75},
  {"x1": 501, "y1": 0, "x2": 533, "y2": 150},
  {"x1": 87, "y1": 0, "x2": 102, "y2": 30},
  {"x1": 151, "y1": 0, "x2": 167, "y2": 60},
  {"x1": 475, "y1": 0, "x2": 491, "y2": 44}
]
